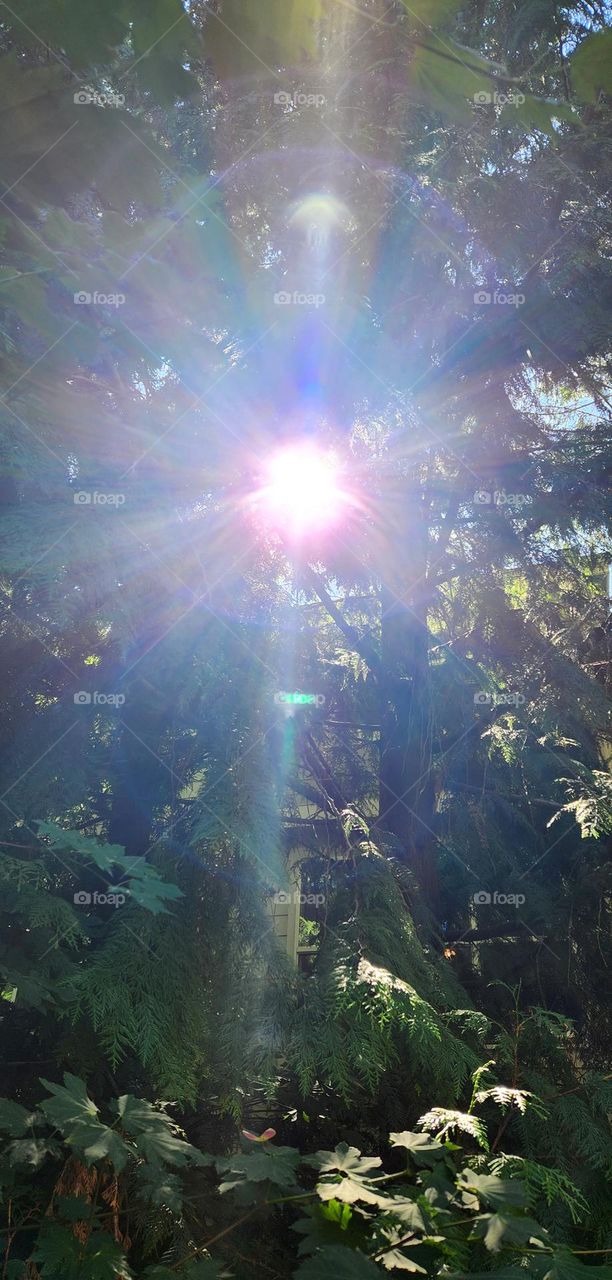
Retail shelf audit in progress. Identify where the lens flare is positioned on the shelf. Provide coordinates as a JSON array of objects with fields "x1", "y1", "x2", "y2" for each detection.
[{"x1": 259, "y1": 444, "x2": 347, "y2": 536}]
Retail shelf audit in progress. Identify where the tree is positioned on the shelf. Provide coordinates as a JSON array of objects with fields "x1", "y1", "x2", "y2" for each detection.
[{"x1": 0, "y1": 0, "x2": 610, "y2": 1273}]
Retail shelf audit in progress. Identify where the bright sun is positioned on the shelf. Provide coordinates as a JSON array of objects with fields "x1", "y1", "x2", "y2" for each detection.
[{"x1": 260, "y1": 444, "x2": 346, "y2": 536}]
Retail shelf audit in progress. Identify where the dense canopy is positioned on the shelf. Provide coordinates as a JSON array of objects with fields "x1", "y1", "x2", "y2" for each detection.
[{"x1": 0, "y1": 1, "x2": 611, "y2": 1277}]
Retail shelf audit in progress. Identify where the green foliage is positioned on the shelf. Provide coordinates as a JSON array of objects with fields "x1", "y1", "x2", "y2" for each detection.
[
  {"x1": 489, "y1": 1156, "x2": 589, "y2": 1226},
  {"x1": 197, "y1": 1108, "x2": 612, "y2": 1277},
  {"x1": 0, "y1": 1077, "x2": 212, "y2": 1278},
  {"x1": 570, "y1": 30, "x2": 612, "y2": 102},
  {"x1": 304, "y1": 1142, "x2": 386, "y2": 1206},
  {"x1": 397, "y1": 0, "x2": 463, "y2": 27},
  {"x1": 295, "y1": 1247, "x2": 383, "y2": 1278},
  {"x1": 417, "y1": 1107, "x2": 490, "y2": 1151},
  {"x1": 548, "y1": 771, "x2": 612, "y2": 839},
  {"x1": 40, "y1": 1073, "x2": 132, "y2": 1171},
  {"x1": 32, "y1": 1224, "x2": 134, "y2": 1280},
  {"x1": 37, "y1": 823, "x2": 184, "y2": 914},
  {"x1": 4, "y1": 1072, "x2": 602, "y2": 1276},
  {"x1": 0, "y1": 0, "x2": 610, "y2": 1275}
]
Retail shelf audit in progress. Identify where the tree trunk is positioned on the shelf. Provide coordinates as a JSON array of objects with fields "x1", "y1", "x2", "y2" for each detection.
[{"x1": 378, "y1": 491, "x2": 437, "y2": 901}]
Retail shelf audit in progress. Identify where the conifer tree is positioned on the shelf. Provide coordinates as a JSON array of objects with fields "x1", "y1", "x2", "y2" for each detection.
[{"x1": 0, "y1": 0, "x2": 610, "y2": 1273}]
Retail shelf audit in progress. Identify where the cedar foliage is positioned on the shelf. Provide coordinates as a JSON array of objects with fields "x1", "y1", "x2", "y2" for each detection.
[{"x1": 0, "y1": 0, "x2": 610, "y2": 1276}]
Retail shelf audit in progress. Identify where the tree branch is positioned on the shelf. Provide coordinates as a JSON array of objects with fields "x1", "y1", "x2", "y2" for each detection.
[{"x1": 301, "y1": 564, "x2": 381, "y2": 676}]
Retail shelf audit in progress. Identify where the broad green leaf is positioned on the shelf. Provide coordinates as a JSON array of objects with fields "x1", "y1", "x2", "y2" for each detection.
[
  {"x1": 130, "y1": 1126, "x2": 202, "y2": 1167},
  {"x1": 539, "y1": 1252, "x2": 612, "y2": 1280},
  {"x1": 124, "y1": 870, "x2": 183, "y2": 914},
  {"x1": 306, "y1": 1142, "x2": 386, "y2": 1207},
  {"x1": 130, "y1": 0, "x2": 200, "y2": 101},
  {"x1": 0, "y1": 53, "x2": 66, "y2": 112},
  {"x1": 0, "y1": 1098, "x2": 37, "y2": 1136},
  {"x1": 502, "y1": 94, "x2": 576, "y2": 136},
  {"x1": 305, "y1": 1142, "x2": 382, "y2": 1176},
  {"x1": 135, "y1": 56, "x2": 197, "y2": 104},
  {"x1": 131, "y1": 0, "x2": 189, "y2": 60},
  {"x1": 570, "y1": 30, "x2": 612, "y2": 103},
  {"x1": 384, "y1": 1198, "x2": 427, "y2": 1233},
  {"x1": 40, "y1": 1074, "x2": 100, "y2": 1129},
  {"x1": 204, "y1": 0, "x2": 323, "y2": 77},
  {"x1": 458, "y1": 1169, "x2": 528, "y2": 1209},
  {"x1": 32, "y1": 1222, "x2": 132, "y2": 1279},
  {"x1": 410, "y1": 43, "x2": 488, "y2": 120},
  {"x1": 15, "y1": 0, "x2": 129, "y2": 66},
  {"x1": 39, "y1": 211, "x2": 95, "y2": 254},
  {"x1": 293, "y1": 1200, "x2": 363, "y2": 1257},
  {"x1": 427, "y1": 38, "x2": 507, "y2": 74},
  {"x1": 295, "y1": 1244, "x2": 384, "y2": 1278},
  {"x1": 36, "y1": 825, "x2": 182, "y2": 914},
  {"x1": 470, "y1": 1209, "x2": 549, "y2": 1253},
  {"x1": 80, "y1": 1125, "x2": 131, "y2": 1172},
  {"x1": 398, "y1": 0, "x2": 463, "y2": 30},
  {"x1": 217, "y1": 1144, "x2": 301, "y2": 1192},
  {"x1": 317, "y1": 1178, "x2": 388, "y2": 1207},
  {"x1": 375, "y1": 1226, "x2": 427, "y2": 1272},
  {"x1": 37, "y1": 823, "x2": 127, "y2": 874},
  {"x1": 542, "y1": 1249, "x2": 612, "y2": 1280},
  {"x1": 113, "y1": 1094, "x2": 171, "y2": 1130},
  {"x1": 389, "y1": 1131, "x2": 445, "y2": 1163},
  {"x1": 40, "y1": 1076, "x2": 130, "y2": 1172},
  {"x1": 113, "y1": 1093, "x2": 206, "y2": 1166}
]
